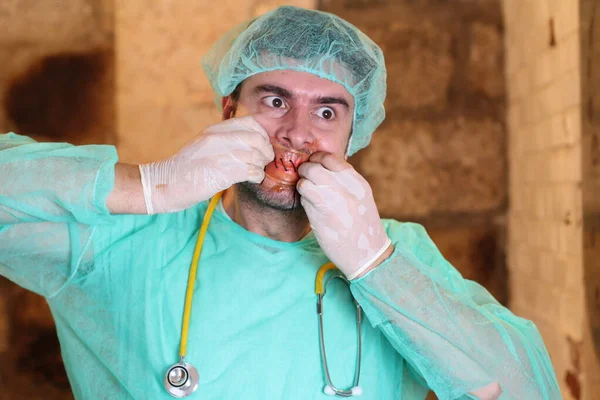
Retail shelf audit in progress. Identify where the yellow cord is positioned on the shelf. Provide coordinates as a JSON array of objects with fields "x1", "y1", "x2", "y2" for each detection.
[
  {"x1": 178, "y1": 190, "x2": 335, "y2": 357},
  {"x1": 179, "y1": 191, "x2": 223, "y2": 358},
  {"x1": 314, "y1": 262, "x2": 339, "y2": 295}
]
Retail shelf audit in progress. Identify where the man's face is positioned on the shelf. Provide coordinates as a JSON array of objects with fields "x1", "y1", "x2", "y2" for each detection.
[{"x1": 225, "y1": 70, "x2": 355, "y2": 210}]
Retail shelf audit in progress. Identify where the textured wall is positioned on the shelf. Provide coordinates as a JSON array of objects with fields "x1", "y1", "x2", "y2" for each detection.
[
  {"x1": 0, "y1": 1, "x2": 114, "y2": 399},
  {"x1": 503, "y1": 0, "x2": 600, "y2": 398},
  {"x1": 115, "y1": 0, "x2": 314, "y2": 163},
  {"x1": 321, "y1": 0, "x2": 506, "y2": 219},
  {"x1": 581, "y1": 0, "x2": 600, "y2": 396},
  {"x1": 0, "y1": 0, "x2": 115, "y2": 144},
  {"x1": 0, "y1": 1, "x2": 316, "y2": 398},
  {"x1": 320, "y1": 0, "x2": 508, "y2": 304},
  {"x1": 1, "y1": 0, "x2": 511, "y2": 398}
]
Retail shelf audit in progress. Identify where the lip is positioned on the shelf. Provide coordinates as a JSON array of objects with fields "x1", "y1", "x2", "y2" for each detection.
[{"x1": 264, "y1": 143, "x2": 310, "y2": 186}]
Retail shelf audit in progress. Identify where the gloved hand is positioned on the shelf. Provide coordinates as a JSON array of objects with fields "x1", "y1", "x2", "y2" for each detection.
[
  {"x1": 139, "y1": 116, "x2": 274, "y2": 214},
  {"x1": 297, "y1": 152, "x2": 392, "y2": 280}
]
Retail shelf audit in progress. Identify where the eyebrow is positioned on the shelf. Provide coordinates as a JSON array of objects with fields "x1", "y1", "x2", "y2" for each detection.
[
  {"x1": 254, "y1": 85, "x2": 294, "y2": 99},
  {"x1": 318, "y1": 96, "x2": 350, "y2": 110},
  {"x1": 254, "y1": 84, "x2": 350, "y2": 110}
]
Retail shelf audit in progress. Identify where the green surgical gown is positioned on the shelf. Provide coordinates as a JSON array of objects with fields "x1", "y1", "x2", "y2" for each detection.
[{"x1": 0, "y1": 133, "x2": 561, "y2": 399}]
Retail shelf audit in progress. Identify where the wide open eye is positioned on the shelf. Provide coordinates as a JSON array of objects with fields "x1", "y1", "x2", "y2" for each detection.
[
  {"x1": 263, "y1": 96, "x2": 286, "y2": 109},
  {"x1": 315, "y1": 107, "x2": 335, "y2": 120}
]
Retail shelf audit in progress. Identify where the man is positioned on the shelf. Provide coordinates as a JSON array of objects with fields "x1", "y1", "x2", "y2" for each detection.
[{"x1": 0, "y1": 6, "x2": 560, "y2": 400}]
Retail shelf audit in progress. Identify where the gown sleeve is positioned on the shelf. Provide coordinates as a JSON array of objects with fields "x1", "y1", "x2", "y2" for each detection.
[
  {"x1": 0, "y1": 133, "x2": 118, "y2": 297},
  {"x1": 349, "y1": 221, "x2": 562, "y2": 400}
]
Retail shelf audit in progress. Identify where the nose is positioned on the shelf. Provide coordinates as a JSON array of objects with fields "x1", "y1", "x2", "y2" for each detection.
[{"x1": 273, "y1": 107, "x2": 315, "y2": 150}]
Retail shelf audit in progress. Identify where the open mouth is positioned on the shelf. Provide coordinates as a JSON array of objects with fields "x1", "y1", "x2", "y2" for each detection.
[{"x1": 264, "y1": 143, "x2": 310, "y2": 186}]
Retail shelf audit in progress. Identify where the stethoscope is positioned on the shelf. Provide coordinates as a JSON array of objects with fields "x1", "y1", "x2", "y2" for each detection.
[
  {"x1": 164, "y1": 192, "x2": 364, "y2": 397},
  {"x1": 315, "y1": 263, "x2": 363, "y2": 397}
]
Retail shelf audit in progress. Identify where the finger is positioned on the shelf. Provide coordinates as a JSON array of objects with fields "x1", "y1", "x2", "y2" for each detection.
[
  {"x1": 205, "y1": 118, "x2": 273, "y2": 161},
  {"x1": 308, "y1": 152, "x2": 351, "y2": 172},
  {"x1": 247, "y1": 165, "x2": 266, "y2": 184},
  {"x1": 297, "y1": 162, "x2": 323, "y2": 181},
  {"x1": 242, "y1": 115, "x2": 270, "y2": 140},
  {"x1": 228, "y1": 131, "x2": 274, "y2": 162},
  {"x1": 219, "y1": 159, "x2": 263, "y2": 186},
  {"x1": 235, "y1": 116, "x2": 273, "y2": 154},
  {"x1": 245, "y1": 141, "x2": 275, "y2": 166},
  {"x1": 254, "y1": 136, "x2": 275, "y2": 162},
  {"x1": 296, "y1": 177, "x2": 312, "y2": 195},
  {"x1": 297, "y1": 162, "x2": 336, "y2": 186},
  {"x1": 299, "y1": 194, "x2": 316, "y2": 216},
  {"x1": 230, "y1": 148, "x2": 273, "y2": 170},
  {"x1": 296, "y1": 178, "x2": 321, "y2": 204}
]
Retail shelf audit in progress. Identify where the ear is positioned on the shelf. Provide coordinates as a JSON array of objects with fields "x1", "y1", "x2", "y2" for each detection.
[
  {"x1": 343, "y1": 135, "x2": 351, "y2": 160},
  {"x1": 222, "y1": 96, "x2": 236, "y2": 120}
]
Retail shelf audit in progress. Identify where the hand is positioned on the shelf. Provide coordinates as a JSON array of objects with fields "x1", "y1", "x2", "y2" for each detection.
[
  {"x1": 139, "y1": 116, "x2": 274, "y2": 214},
  {"x1": 297, "y1": 152, "x2": 392, "y2": 279}
]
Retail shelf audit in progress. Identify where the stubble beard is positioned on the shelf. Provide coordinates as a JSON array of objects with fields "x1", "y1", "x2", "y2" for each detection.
[{"x1": 237, "y1": 181, "x2": 303, "y2": 212}]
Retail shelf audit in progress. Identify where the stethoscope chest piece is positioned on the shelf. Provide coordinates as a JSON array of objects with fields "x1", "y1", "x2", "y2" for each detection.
[{"x1": 164, "y1": 359, "x2": 199, "y2": 398}]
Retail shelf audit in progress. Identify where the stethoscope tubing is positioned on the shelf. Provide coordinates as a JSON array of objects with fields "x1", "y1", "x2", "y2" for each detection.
[
  {"x1": 316, "y1": 271, "x2": 363, "y2": 397},
  {"x1": 164, "y1": 193, "x2": 364, "y2": 397}
]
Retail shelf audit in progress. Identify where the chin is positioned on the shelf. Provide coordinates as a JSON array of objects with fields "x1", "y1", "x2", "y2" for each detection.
[{"x1": 238, "y1": 177, "x2": 302, "y2": 211}]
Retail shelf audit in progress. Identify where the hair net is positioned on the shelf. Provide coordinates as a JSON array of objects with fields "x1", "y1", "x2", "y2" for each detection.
[{"x1": 201, "y1": 6, "x2": 387, "y2": 156}]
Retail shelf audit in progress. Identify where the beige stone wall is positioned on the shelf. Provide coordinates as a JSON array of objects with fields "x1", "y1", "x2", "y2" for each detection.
[
  {"x1": 580, "y1": 0, "x2": 600, "y2": 397},
  {"x1": 0, "y1": 0, "x2": 519, "y2": 398},
  {"x1": 0, "y1": 1, "x2": 115, "y2": 399},
  {"x1": 503, "y1": 0, "x2": 600, "y2": 398},
  {"x1": 323, "y1": 0, "x2": 507, "y2": 220},
  {"x1": 321, "y1": 0, "x2": 509, "y2": 306},
  {"x1": 115, "y1": 0, "x2": 315, "y2": 163},
  {"x1": 0, "y1": 0, "x2": 115, "y2": 145},
  {"x1": 0, "y1": 1, "x2": 317, "y2": 398}
]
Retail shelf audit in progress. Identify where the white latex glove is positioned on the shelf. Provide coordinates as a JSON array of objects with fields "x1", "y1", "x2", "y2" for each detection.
[
  {"x1": 297, "y1": 152, "x2": 392, "y2": 279},
  {"x1": 139, "y1": 116, "x2": 274, "y2": 214},
  {"x1": 471, "y1": 382, "x2": 502, "y2": 400}
]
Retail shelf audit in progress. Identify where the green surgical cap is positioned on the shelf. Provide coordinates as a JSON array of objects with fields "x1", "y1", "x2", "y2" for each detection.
[{"x1": 201, "y1": 6, "x2": 387, "y2": 156}]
